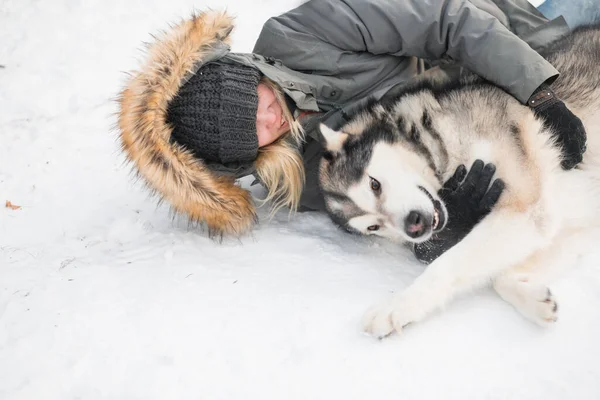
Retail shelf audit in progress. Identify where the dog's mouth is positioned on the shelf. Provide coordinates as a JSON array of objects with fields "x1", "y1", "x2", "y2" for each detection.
[
  {"x1": 419, "y1": 186, "x2": 446, "y2": 232},
  {"x1": 432, "y1": 199, "x2": 446, "y2": 231}
]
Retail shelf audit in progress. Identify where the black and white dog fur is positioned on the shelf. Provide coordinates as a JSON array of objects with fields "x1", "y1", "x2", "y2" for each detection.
[{"x1": 318, "y1": 25, "x2": 600, "y2": 338}]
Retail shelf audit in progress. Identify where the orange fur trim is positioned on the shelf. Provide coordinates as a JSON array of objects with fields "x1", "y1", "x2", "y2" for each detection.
[{"x1": 117, "y1": 10, "x2": 258, "y2": 237}]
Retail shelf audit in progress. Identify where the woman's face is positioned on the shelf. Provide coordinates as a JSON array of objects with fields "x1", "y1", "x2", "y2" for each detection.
[{"x1": 256, "y1": 83, "x2": 289, "y2": 147}]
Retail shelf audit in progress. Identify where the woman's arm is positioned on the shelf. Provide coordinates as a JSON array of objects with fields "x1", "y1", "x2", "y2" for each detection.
[{"x1": 253, "y1": 0, "x2": 559, "y2": 103}]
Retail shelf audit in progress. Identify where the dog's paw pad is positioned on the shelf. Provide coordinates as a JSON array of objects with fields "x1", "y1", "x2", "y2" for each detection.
[
  {"x1": 538, "y1": 288, "x2": 558, "y2": 324},
  {"x1": 513, "y1": 282, "x2": 558, "y2": 325}
]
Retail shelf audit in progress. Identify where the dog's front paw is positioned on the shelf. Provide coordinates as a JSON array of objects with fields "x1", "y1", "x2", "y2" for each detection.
[
  {"x1": 362, "y1": 297, "x2": 420, "y2": 339},
  {"x1": 362, "y1": 301, "x2": 397, "y2": 339}
]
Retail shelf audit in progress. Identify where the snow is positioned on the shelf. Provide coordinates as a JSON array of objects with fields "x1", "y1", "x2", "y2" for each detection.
[{"x1": 1, "y1": 0, "x2": 600, "y2": 399}]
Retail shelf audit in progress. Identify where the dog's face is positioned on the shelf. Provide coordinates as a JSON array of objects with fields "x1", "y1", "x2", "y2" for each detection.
[{"x1": 318, "y1": 114, "x2": 448, "y2": 244}]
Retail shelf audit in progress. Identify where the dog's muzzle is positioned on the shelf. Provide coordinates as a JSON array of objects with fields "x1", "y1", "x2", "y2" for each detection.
[{"x1": 403, "y1": 186, "x2": 447, "y2": 240}]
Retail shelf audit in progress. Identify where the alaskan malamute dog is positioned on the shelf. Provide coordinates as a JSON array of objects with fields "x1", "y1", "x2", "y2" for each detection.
[{"x1": 318, "y1": 25, "x2": 600, "y2": 338}]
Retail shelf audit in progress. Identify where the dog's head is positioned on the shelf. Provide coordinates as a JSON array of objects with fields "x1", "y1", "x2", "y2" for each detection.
[{"x1": 317, "y1": 101, "x2": 448, "y2": 244}]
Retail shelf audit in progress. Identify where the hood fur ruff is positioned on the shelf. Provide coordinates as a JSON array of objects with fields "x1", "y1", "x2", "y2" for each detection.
[{"x1": 117, "y1": 11, "x2": 258, "y2": 237}]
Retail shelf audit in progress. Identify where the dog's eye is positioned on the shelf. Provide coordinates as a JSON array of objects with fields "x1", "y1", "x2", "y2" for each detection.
[
  {"x1": 367, "y1": 225, "x2": 380, "y2": 232},
  {"x1": 369, "y1": 177, "x2": 381, "y2": 193}
]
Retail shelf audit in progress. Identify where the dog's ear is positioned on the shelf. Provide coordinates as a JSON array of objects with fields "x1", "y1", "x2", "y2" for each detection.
[{"x1": 318, "y1": 123, "x2": 348, "y2": 153}]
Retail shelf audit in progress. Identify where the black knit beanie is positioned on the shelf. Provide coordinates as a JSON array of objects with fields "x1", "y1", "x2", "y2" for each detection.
[{"x1": 167, "y1": 61, "x2": 261, "y2": 164}]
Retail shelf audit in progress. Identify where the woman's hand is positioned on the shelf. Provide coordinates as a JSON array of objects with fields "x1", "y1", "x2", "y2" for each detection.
[{"x1": 413, "y1": 160, "x2": 504, "y2": 264}]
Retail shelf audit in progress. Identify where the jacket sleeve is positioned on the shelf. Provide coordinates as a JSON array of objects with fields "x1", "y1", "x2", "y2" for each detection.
[{"x1": 254, "y1": 0, "x2": 559, "y2": 103}]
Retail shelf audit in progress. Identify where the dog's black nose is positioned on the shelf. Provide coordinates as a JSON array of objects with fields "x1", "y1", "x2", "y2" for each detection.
[{"x1": 404, "y1": 210, "x2": 427, "y2": 238}]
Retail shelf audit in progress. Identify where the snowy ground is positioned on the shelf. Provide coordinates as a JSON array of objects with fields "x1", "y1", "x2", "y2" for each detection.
[{"x1": 2, "y1": 0, "x2": 600, "y2": 399}]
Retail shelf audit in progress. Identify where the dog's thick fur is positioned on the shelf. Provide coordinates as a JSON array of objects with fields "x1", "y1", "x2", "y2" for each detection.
[
  {"x1": 318, "y1": 25, "x2": 600, "y2": 338},
  {"x1": 117, "y1": 11, "x2": 258, "y2": 237}
]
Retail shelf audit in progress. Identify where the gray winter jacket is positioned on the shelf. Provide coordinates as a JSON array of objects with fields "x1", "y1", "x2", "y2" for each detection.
[{"x1": 221, "y1": 0, "x2": 571, "y2": 211}]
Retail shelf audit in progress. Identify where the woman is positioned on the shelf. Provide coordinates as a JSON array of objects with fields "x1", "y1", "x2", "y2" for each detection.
[{"x1": 117, "y1": 0, "x2": 586, "y2": 262}]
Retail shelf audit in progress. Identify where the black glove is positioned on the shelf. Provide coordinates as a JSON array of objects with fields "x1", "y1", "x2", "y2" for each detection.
[
  {"x1": 528, "y1": 83, "x2": 586, "y2": 170},
  {"x1": 413, "y1": 160, "x2": 504, "y2": 264}
]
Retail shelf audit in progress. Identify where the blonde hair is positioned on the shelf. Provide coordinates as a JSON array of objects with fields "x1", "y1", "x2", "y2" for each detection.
[{"x1": 254, "y1": 77, "x2": 306, "y2": 215}]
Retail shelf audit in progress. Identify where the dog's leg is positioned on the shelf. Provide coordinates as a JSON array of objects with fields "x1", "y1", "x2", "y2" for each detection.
[
  {"x1": 493, "y1": 262, "x2": 558, "y2": 326},
  {"x1": 491, "y1": 229, "x2": 582, "y2": 326},
  {"x1": 363, "y1": 209, "x2": 552, "y2": 338}
]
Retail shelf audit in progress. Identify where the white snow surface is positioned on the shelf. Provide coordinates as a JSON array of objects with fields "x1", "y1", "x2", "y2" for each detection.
[{"x1": 1, "y1": 0, "x2": 600, "y2": 399}]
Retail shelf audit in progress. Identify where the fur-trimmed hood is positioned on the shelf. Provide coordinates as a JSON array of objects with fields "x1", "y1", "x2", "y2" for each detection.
[{"x1": 117, "y1": 11, "x2": 259, "y2": 237}]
